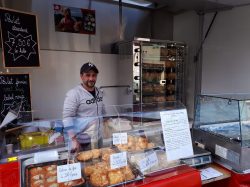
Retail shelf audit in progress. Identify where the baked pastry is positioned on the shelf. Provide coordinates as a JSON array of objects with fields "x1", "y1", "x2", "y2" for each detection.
[
  {"x1": 153, "y1": 85, "x2": 165, "y2": 94},
  {"x1": 95, "y1": 162, "x2": 110, "y2": 173},
  {"x1": 138, "y1": 137, "x2": 148, "y2": 149},
  {"x1": 155, "y1": 96, "x2": 166, "y2": 102},
  {"x1": 45, "y1": 165, "x2": 57, "y2": 171},
  {"x1": 101, "y1": 148, "x2": 115, "y2": 161},
  {"x1": 47, "y1": 183, "x2": 58, "y2": 187},
  {"x1": 30, "y1": 167, "x2": 44, "y2": 176},
  {"x1": 127, "y1": 136, "x2": 135, "y2": 149},
  {"x1": 46, "y1": 170, "x2": 57, "y2": 176},
  {"x1": 46, "y1": 176, "x2": 57, "y2": 183},
  {"x1": 31, "y1": 174, "x2": 44, "y2": 181},
  {"x1": 143, "y1": 85, "x2": 153, "y2": 93},
  {"x1": 122, "y1": 166, "x2": 135, "y2": 181},
  {"x1": 166, "y1": 84, "x2": 175, "y2": 92},
  {"x1": 108, "y1": 170, "x2": 124, "y2": 185},
  {"x1": 31, "y1": 179, "x2": 44, "y2": 187},
  {"x1": 90, "y1": 172, "x2": 109, "y2": 187},
  {"x1": 60, "y1": 178, "x2": 85, "y2": 187},
  {"x1": 77, "y1": 150, "x2": 93, "y2": 161},
  {"x1": 166, "y1": 95, "x2": 175, "y2": 101},
  {"x1": 161, "y1": 48, "x2": 168, "y2": 57},
  {"x1": 116, "y1": 144, "x2": 128, "y2": 151},
  {"x1": 91, "y1": 149, "x2": 101, "y2": 159},
  {"x1": 83, "y1": 165, "x2": 95, "y2": 177},
  {"x1": 167, "y1": 73, "x2": 176, "y2": 80},
  {"x1": 168, "y1": 49, "x2": 176, "y2": 56},
  {"x1": 165, "y1": 60, "x2": 176, "y2": 68},
  {"x1": 147, "y1": 142, "x2": 155, "y2": 149}
]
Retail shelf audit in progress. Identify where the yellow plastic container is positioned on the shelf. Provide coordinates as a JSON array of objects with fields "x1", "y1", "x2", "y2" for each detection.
[{"x1": 19, "y1": 132, "x2": 49, "y2": 150}]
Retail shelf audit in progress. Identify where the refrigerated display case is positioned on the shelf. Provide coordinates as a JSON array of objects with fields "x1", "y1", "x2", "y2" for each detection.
[
  {"x1": 0, "y1": 102, "x2": 202, "y2": 187},
  {"x1": 116, "y1": 38, "x2": 186, "y2": 106},
  {"x1": 193, "y1": 94, "x2": 250, "y2": 173}
]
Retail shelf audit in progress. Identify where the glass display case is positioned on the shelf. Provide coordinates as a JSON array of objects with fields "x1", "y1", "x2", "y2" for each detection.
[
  {"x1": 115, "y1": 38, "x2": 186, "y2": 106},
  {"x1": 0, "y1": 101, "x2": 192, "y2": 187},
  {"x1": 193, "y1": 94, "x2": 250, "y2": 173}
]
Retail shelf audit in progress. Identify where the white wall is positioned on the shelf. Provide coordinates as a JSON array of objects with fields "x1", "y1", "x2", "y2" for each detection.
[
  {"x1": 173, "y1": 11, "x2": 200, "y2": 119},
  {"x1": 202, "y1": 5, "x2": 250, "y2": 94},
  {"x1": 0, "y1": 0, "x2": 174, "y2": 119},
  {"x1": 1, "y1": 51, "x2": 119, "y2": 119},
  {"x1": 0, "y1": 0, "x2": 151, "y2": 119},
  {"x1": 8, "y1": 0, "x2": 152, "y2": 53}
]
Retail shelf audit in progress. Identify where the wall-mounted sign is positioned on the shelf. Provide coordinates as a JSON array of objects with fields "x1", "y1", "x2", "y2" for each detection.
[
  {"x1": 0, "y1": 8, "x2": 40, "y2": 68},
  {"x1": 0, "y1": 74, "x2": 32, "y2": 123},
  {"x1": 54, "y1": 4, "x2": 96, "y2": 35}
]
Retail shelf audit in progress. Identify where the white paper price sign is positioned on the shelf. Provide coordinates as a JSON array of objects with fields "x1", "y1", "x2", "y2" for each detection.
[
  {"x1": 57, "y1": 163, "x2": 81, "y2": 183},
  {"x1": 139, "y1": 152, "x2": 158, "y2": 172},
  {"x1": 113, "y1": 133, "x2": 128, "y2": 145},
  {"x1": 110, "y1": 152, "x2": 127, "y2": 169},
  {"x1": 160, "y1": 109, "x2": 194, "y2": 161}
]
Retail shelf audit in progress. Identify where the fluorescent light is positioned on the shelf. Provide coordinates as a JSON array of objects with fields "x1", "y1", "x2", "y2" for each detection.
[{"x1": 113, "y1": 0, "x2": 153, "y2": 7}]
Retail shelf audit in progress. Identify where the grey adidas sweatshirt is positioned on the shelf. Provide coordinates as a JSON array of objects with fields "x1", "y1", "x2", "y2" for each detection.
[{"x1": 62, "y1": 84, "x2": 104, "y2": 141}]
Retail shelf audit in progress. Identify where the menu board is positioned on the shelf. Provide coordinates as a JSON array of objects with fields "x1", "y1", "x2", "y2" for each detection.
[
  {"x1": 0, "y1": 74, "x2": 32, "y2": 123},
  {"x1": 0, "y1": 8, "x2": 40, "y2": 67}
]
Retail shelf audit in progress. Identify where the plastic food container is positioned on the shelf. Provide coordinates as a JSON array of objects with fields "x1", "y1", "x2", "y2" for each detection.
[{"x1": 19, "y1": 132, "x2": 50, "y2": 150}]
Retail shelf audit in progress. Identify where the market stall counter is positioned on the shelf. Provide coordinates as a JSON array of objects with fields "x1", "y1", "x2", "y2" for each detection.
[
  {"x1": 0, "y1": 102, "x2": 202, "y2": 187},
  {"x1": 127, "y1": 165, "x2": 201, "y2": 187},
  {"x1": 0, "y1": 161, "x2": 20, "y2": 187}
]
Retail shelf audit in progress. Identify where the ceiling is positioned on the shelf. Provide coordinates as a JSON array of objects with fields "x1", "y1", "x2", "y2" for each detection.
[{"x1": 148, "y1": 0, "x2": 250, "y2": 13}]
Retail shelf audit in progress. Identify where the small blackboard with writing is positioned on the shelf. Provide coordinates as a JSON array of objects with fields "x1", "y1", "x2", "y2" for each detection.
[
  {"x1": 0, "y1": 74, "x2": 32, "y2": 123},
  {"x1": 0, "y1": 8, "x2": 40, "y2": 67}
]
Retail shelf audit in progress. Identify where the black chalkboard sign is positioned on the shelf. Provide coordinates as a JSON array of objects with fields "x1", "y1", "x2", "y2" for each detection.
[
  {"x1": 0, "y1": 74, "x2": 32, "y2": 123},
  {"x1": 0, "y1": 8, "x2": 40, "y2": 67}
]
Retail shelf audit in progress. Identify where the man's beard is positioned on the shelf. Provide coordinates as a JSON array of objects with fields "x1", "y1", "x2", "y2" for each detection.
[{"x1": 84, "y1": 81, "x2": 95, "y2": 88}]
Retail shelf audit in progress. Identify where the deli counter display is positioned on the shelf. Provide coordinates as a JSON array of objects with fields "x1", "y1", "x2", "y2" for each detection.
[
  {"x1": 0, "y1": 101, "x2": 199, "y2": 187},
  {"x1": 193, "y1": 94, "x2": 250, "y2": 173}
]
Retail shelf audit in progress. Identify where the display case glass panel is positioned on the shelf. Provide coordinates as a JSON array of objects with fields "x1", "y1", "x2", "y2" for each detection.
[
  {"x1": 0, "y1": 101, "x2": 191, "y2": 186},
  {"x1": 193, "y1": 94, "x2": 250, "y2": 172},
  {"x1": 193, "y1": 94, "x2": 250, "y2": 146}
]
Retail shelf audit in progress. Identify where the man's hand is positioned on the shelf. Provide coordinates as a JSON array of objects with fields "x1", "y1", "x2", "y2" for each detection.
[{"x1": 70, "y1": 137, "x2": 80, "y2": 153}]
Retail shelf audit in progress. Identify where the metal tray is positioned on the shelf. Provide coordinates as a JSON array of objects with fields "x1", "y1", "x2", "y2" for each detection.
[
  {"x1": 82, "y1": 161, "x2": 144, "y2": 187},
  {"x1": 112, "y1": 130, "x2": 164, "y2": 154},
  {"x1": 128, "y1": 147, "x2": 182, "y2": 177},
  {"x1": 23, "y1": 158, "x2": 85, "y2": 187}
]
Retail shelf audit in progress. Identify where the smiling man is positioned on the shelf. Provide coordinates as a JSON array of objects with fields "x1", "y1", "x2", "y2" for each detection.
[{"x1": 63, "y1": 62, "x2": 104, "y2": 152}]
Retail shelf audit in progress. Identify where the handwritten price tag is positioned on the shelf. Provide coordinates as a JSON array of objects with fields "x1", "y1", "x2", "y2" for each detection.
[
  {"x1": 110, "y1": 152, "x2": 127, "y2": 169},
  {"x1": 139, "y1": 152, "x2": 158, "y2": 172},
  {"x1": 57, "y1": 163, "x2": 81, "y2": 183},
  {"x1": 113, "y1": 133, "x2": 128, "y2": 145}
]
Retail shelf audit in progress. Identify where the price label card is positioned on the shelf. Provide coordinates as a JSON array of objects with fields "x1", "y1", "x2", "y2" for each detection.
[
  {"x1": 57, "y1": 163, "x2": 81, "y2": 183},
  {"x1": 139, "y1": 152, "x2": 158, "y2": 172},
  {"x1": 110, "y1": 152, "x2": 127, "y2": 169},
  {"x1": 113, "y1": 133, "x2": 128, "y2": 145}
]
